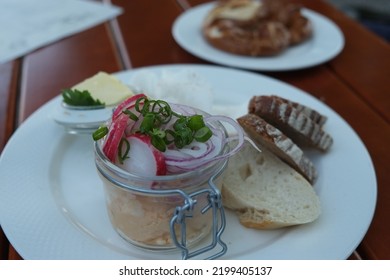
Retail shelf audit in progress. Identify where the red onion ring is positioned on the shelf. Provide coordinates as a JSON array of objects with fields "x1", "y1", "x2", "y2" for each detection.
[{"x1": 164, "y1": 115, "x2": 245, "y2": 172}]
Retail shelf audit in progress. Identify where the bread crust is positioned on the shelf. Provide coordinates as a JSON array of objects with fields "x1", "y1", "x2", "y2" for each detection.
[
  {"x1": 249, "y1": 95, "x2": 333, "y2": 152},
  {"x1": 237, "y1": 113, "x2": 318, "y2": 183},
  {"x1": 254, "y1": 95, "x2": 328, "y2": 126}
]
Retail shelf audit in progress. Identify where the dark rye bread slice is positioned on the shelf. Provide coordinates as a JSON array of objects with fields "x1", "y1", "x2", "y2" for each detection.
[
  {"x1": 251, "y1": 95, "x2": 328, "y2": 126},
  {"x1": 237, "y1": 114, "x2": 318, "y2": 184},
  {"x1": 249, "y1": 95, "x2": 333, "y2": 152}
]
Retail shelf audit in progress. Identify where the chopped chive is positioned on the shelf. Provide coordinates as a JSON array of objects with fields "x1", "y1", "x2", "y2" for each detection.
[
  {"x1": 187, "y1": 114, "x2": 205, "y2": 131},
  {"x1": 140, "y1": 113, "x2": 156, "y2": 133},
  {"x1": 194, "y1": 126, "x2": 212, "y2": 142},
  {"x1": 93, "y1": 95, "x2": 215, "y2": 152},
  {"x1": 151, "y1": 135, "x2": 166, "y2": 152},
  {"x1": 123, "y1": 109, "x2": 139, "y2": 121},
  {"x1": 92, "y1": 126, "x2": 108, "y2": 141},
  {"x1": 118, "y1": 137, "x2": 130, "y2": 164}
]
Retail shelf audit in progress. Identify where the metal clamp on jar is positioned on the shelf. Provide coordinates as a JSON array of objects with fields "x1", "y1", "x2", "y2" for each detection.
[{"x1": 169, "y1": 169, "x2": 227, "y2": 260}]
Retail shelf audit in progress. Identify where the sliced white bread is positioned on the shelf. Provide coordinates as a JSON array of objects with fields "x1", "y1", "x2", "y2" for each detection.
[
  {"x1": 222, "y1": 142, "x2": 321, "y2": 229},
  {"x1": 237, "y1": 114, "x2": 318, "y2": 184},
  {"x1": 248, "y1": 95, "x2": 333, "y2": 152}
]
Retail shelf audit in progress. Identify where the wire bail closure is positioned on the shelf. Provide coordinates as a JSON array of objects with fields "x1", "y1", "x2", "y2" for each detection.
[{"x1": 169, "y1": 172, "x2": 227, "y2": 260}]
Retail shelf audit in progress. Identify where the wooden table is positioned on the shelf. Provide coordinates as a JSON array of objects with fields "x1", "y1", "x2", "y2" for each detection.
[{"x1": 1, "y1": 0, "x2": 389, "y2": 260}]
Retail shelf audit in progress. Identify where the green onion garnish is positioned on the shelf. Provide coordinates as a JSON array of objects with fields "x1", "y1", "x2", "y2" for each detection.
[
  {"x1": 92, "y1": 126, "x2": 108, "y2": 141},
  {"x1": 194, "y1": 126, "x2": 213, "y2": 142},
  {"x1": 92, "y1": 96, "x2": 213, "y2": 153},
  {"x1": 118, "y1": 137, "x2": 130, "y2": 164}
]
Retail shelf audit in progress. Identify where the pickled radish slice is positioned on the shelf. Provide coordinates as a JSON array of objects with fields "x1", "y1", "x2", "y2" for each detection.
[
  {"x1": 120, "y1": 133, "x2": 167, "y2": 176},
  {"x1": 102, "y1": 114, "x2": 129, "y2": 162},
  {"x1": 112, "y1": 93, "x2": 146, "y2": 120}
]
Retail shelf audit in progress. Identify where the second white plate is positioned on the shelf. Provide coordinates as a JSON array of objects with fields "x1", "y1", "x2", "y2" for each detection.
[{"x1": 172, "y1": 2, "x2": 345, "y2": 71}]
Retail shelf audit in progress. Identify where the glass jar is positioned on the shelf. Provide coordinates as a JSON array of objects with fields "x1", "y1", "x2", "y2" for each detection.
[{"x1": 94, "y1": 115, "x2": 229, "y2": 259}]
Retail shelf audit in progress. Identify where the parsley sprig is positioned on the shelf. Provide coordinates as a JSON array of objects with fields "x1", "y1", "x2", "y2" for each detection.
[{"x1": 62, "y1": 88, "x2": 105, "y2": 107}]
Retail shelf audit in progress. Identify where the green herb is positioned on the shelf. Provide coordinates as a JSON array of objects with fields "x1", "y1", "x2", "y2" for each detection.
[
  {"x1": 187, "y1": 114, "x2": 205, "y2": 131},
  {"x1": 117, "y1": 138, "x2": 130, "y2": 164},
  {"x1": 194, "y1": 126, "x2": 213, "y2": 142},
  {"x1": 134, "y1": 98, "x2": 213, "y2": 152},
  {"x1": 123, "y1": 109, "x2": 139, "y2": 121},
  {"x1": 61, "y1": 88, "x2": 105, "y2": 107},
  {"x1": 92, "y1": 126, "x2": 108, "y2": 141},
  {"x1": 92, "y1": 96, "x2": 213, "y2": 154},
  {"x1": 150, "y1": 129, "x2": 167, "y2": 152},
  {"x1": 136, "y1": 98, "x2": 173, "y2": 126}
]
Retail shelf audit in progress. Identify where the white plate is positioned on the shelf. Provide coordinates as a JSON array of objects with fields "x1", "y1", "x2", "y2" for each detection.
[
  {"x1": 172, "y1": 3, "x2": 345, "y2": 71},
  {"x1": 0, "y1": 64, "x2": 376, "y2": 259}
]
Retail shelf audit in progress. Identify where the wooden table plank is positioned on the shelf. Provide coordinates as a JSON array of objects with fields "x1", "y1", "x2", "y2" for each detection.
[
  {"x1": 111, "y1": 0, "x2": 203, "y2": 68},
  {"x1": 17, "y1": 24, "x2": 122, "y2": 124},
  {"x1": 0, "y1": 61, "x2": 19, "y2": 152},
  {"x1": 0, "y1": 61, "x2": 20, "y2": 260},
  {"x1": 0, "y1": 227, "x2": 9, "y2": 260}
]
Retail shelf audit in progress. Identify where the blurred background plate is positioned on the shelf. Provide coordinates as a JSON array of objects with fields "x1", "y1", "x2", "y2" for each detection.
[{"x1": 172, "y1": 3, "x2": 345, "y2": 71}]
